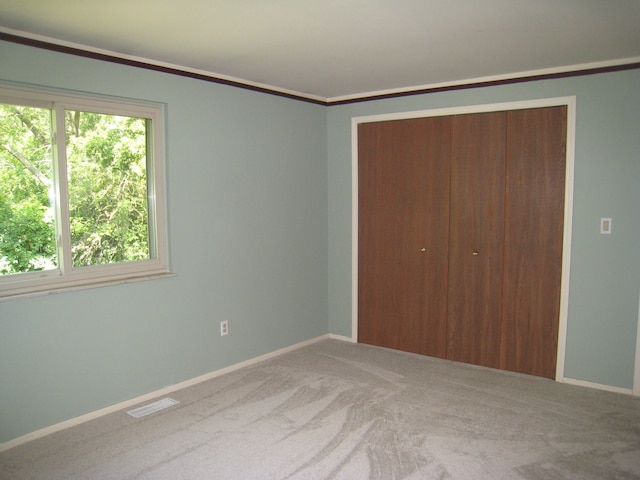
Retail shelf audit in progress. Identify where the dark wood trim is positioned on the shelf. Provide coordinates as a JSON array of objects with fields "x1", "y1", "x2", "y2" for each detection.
[
  {"x1": 2, "y1": 31, "x2": 639, "y2": 106},
  {"x1": 0, "y1": 32, "x2": 326, "y2": 106},
  {"x1": 329, "y1": 62, "x2": 640, "y2": 105}
]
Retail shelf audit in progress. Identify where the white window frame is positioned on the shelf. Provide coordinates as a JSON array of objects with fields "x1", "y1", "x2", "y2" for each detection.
[{"x1": 0, "y1": 83, "x2": 171, "y2": 301}]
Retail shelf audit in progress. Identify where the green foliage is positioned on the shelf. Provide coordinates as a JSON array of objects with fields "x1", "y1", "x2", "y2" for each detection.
[
  {"x1": 66, "y1": 111, "x2": 149, "y2": 267},
  {"x1": 0, "y1": 103, "x2": 150, "y2": 275},
  {"x1": 0, "y1": 104, "x2": 56, "y2": 274},
  {"x1": 0, "y1": 195, "x2": 56, "y2": 274}
]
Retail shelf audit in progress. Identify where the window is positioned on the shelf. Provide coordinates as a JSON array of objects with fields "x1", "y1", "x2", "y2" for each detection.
[{"x1": 0, "y1": 84, "x2": 169, "y2": 299}]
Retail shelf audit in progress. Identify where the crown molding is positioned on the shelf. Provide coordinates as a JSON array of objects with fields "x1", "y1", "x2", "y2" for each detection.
[
  {"x1": 2, "y1": 28, "x2": 639, "y2": 107},
  {"x1": 0, "y1": 28, "x2": 326, "y2": 105},
  {"x1": 327, "y1": 58, "x2": 640, "y2": 105}
]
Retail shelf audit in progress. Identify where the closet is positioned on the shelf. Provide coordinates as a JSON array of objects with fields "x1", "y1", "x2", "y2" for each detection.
[{"x1": 357, "y1": 106, "x2": 567, "y2": 379}]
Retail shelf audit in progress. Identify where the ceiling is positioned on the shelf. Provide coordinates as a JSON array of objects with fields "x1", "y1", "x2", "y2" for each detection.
[{"x1": 1, "y1": 0, "x2": 639, "y2": 102}]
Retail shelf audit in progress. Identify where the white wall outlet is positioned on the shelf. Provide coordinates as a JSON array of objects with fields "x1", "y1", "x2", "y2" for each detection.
[{"x1": 220, "y1": 320, "x2": 229, "y2": 336}]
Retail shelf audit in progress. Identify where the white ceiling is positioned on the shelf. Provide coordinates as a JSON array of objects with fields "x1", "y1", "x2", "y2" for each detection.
[{"x1": 1, "y1": 0, "x2": 639, "y2": 101}]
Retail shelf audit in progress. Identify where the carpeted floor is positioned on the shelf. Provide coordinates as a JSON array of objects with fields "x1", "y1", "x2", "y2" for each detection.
[{"x1": 1, "y1": 339, "x2": 639, "y2": 479}]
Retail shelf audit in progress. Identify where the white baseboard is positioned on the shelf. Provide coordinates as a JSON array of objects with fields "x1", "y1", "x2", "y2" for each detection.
[
  {"x1": 561, "y1": 376, "x2": 634, "y2": 396},
  {"x1": 6, "y1": 335, "x2": 632, "y2": 453},
  {"x1": 328, "y1": 333, "x2": 355, "y2": 343},
  {"x1": 0, "y1": 334, "x2": 333, "y2": 453}
]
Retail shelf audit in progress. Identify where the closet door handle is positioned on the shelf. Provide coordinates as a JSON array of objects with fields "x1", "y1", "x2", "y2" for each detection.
[
  {"x1": 472, "y1": 251, "x2": 479, "y2": 256},
  {"x1": 420, "y1": 247, "x2": 426, "y2": 252}
]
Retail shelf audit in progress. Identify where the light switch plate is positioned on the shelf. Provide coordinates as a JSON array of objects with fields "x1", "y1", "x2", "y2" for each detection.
[{"x1": 600, "y1": 217, "x2": 612, "y2": 234}]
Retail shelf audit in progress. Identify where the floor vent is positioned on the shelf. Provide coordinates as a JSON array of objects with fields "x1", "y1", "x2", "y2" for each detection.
[{"x1": 127, "y1": 398, "x2": 180, "y2": 418}]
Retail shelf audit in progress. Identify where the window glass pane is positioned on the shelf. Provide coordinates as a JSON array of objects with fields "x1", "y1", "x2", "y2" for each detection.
[
  {"x1": 65, "y1": 111, "x2": 150, "y2": 267},
  {"x1": 0, "y1": 103, "x2": 57, "y2": 275}
]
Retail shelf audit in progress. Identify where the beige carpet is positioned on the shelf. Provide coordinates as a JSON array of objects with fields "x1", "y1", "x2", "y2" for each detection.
[{"x1": 1, "y1": 339, "x2": 639, "y2": 479}]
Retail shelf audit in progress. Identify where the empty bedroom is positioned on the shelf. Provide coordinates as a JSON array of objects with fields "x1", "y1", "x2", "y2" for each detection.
[{"x1": 1, "y1": 1, "x2": 639, "y2": 478}]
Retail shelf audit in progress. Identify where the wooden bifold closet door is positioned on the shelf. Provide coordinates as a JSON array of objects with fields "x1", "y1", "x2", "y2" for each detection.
[
  {"x1": 357, "y1": 117, "x2": 451, "y2": 358},
  {"x1": 357, "y1": 106, "x2": 566, "y2": 379}
]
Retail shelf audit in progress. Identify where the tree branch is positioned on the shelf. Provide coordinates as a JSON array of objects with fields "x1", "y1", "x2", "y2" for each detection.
[
  {"x1": 7, "y1": 106, "x2": 49, "y2": 146},
  {"x1": 2, "y1": 144, "x2": 51, "y2": 187}
]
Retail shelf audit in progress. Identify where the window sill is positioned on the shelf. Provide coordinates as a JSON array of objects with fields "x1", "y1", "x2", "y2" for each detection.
[{"x1": 0, "y1": 272, "x2": 176, "y2": 303}]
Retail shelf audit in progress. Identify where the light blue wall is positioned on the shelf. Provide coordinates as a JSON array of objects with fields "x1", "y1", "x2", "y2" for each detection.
[
  {"x1": 1, "y1": 38, "x2": 639, "y2": 445},
  {"x1": 0, "y1": 41, "x2": 328, "y2": 443},
  {"x1": 327, "y1": 70, "x2": 640, "y2": 390}
]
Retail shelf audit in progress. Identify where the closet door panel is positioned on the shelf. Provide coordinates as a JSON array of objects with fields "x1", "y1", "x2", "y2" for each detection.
[
  {"x1": 500, "y1": 106, "x2": 567, "y2": 378},
  {"x1": 358, "y1": 117, "x2": 450, "y2": 356},
  {"x1": 415, "y1": 117, "x2": 451, "y2": 357},
  {"x1": 447, "y1": 112, "x2": 506, "y2": 368}
]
